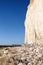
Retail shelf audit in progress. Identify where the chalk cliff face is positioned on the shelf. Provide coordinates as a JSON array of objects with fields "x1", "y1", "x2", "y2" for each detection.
[{"x1": 24, "y1": 0, "x2": 43, "y2": 44}]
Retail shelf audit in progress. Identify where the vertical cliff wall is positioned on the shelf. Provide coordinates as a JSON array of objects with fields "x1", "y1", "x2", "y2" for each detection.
[{"x1": 24, "y1": 0, "x2": 43, "y2": 44}]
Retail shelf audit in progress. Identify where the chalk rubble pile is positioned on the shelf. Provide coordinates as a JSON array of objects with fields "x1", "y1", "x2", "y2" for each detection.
[{"x1": 0, "y1": 43, "x2": 43, "y2": 65}]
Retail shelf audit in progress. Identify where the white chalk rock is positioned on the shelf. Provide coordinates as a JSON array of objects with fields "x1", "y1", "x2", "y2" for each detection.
[{"x1": 24, "y1": 0, "x2": 43, "y2": 44}]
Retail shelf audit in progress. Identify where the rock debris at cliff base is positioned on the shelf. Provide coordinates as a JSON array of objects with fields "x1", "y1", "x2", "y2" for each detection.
[{"x1": 0, "y1": 43, "x2": 43, "y2": 65}]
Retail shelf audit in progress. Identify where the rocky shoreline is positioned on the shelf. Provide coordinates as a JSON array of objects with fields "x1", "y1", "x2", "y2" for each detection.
[{"x1": 0, "y1": 43, "x2": 43, "y2": 65}]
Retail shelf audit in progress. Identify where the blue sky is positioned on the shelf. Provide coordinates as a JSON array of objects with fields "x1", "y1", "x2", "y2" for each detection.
[{"x1": 0, "y1": 0, "x2": 30, "y2": 45}]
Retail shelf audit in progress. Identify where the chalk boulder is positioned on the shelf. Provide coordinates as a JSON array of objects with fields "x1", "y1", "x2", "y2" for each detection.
[{"x1": 24, "y1": 0, "x2": 43, "y2": 44}]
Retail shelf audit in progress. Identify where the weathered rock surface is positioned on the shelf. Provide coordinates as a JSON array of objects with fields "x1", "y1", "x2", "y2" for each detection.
[
  {"x1": 0, "y1": 43, "x2": 43, "y2": 65},
  {"x1": 24, "y1": 0, "x2": 43, "y2": 44}
]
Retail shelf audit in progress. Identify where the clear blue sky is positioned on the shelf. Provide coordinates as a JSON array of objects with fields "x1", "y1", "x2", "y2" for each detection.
[{"x1": 0, "y1": 0, "x2": 30, "y2": 45}]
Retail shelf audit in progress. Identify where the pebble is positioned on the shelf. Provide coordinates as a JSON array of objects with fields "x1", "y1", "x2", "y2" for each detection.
[{"x1": 0, "y1": 43, "x2": 43, "y2": 65}]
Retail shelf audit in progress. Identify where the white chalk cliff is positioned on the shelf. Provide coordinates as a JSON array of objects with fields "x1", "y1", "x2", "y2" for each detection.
[{"x1": 24, "y1": 0, "x2": 43, "y2": 44}]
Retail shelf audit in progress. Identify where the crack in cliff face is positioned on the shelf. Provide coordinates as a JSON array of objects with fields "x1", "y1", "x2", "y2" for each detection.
[{"x1": 24, "y1": 0, "x2": 43, "y2": 44}]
